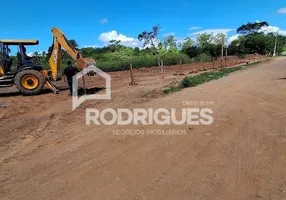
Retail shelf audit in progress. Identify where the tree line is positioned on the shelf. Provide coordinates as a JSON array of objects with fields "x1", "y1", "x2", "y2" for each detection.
[{"x1": 18, "y1": 21, "x2": 286, "y2": 72}]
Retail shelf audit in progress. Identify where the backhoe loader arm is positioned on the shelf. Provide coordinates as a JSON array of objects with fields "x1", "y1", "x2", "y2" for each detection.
[{"x1": 48, "y1": 27, "x2": 95, "y2": 81}]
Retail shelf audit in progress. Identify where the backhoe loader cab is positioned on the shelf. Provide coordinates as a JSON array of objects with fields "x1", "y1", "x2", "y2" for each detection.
[
  {"x1": 0, "y1": 40, "x2": 39, "y2": 72},
  {"x1": 0, "y1": 40, "x2": 46, "y2": 95}
]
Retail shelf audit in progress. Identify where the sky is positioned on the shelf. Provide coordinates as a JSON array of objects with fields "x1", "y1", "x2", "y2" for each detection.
[{"x1": 0, "y1": 0, "x2": 285, "y2": 54}]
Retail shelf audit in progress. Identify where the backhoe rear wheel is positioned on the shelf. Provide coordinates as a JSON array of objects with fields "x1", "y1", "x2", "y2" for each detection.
[{"x1": 14, "y1": 70, "x2": 45, "y2": 95}]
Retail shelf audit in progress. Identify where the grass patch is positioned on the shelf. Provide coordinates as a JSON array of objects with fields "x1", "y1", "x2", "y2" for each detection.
[
  {"x1": 163, "y1": 66, "x2": 246, "y2": 95},
  {"x1": 181, "y1": 66, "x2": 245, "y2": 88},
  {"x1": 163, "y1": 87, "x2": 182, "y2": 94}
]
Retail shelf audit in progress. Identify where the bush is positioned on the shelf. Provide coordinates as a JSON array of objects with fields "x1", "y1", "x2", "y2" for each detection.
[
  {"x1": 95, "y1": 53, "x2": 191, "y2": 72},
  {"x1": 195, "y1": 53, "x2": 213, "y2": 62},
  {"x1": 161, "y1": 52, "x2": 192, "y2": 65}
]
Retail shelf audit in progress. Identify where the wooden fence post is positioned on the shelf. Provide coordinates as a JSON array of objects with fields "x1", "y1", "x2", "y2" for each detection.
[
  {"x1": 179, "y1": 59, "x2": 184, "y2": 75},
  {"x1": 129, "y1": 62, "x2": 136, "y2": 85},
  {"x1": 201, "y1": 61, "x2": 205, "y2": 71},
  {"x1": 225, "y1": 48, "x2": 228, "y2": 67},
  {"x1": 82, "y1": 75, "x2": 87, "y2": 95},
  {"x1": 161, "y1": 59, "x2": 165, "y2": 79}
]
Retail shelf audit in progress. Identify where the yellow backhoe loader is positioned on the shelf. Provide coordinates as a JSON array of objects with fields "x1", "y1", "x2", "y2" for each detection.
[{"x1": 0, "y1": 27, "x2": 95, "y2": 95}]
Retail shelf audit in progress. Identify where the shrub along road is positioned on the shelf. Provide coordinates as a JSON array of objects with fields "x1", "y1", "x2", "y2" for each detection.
[{"x1": 0, "y1": 57, "x2": 286, "y2": 200}]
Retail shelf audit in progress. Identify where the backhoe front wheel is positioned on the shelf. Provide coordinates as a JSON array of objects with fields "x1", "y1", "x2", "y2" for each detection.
[{"x1": 14, "y1": 70, "x2": 45, "y2": 95}]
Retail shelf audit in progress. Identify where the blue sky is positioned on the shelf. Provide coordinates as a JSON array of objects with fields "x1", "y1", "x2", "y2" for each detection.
[{"x1": 0, "y1": 0, "x2": 285, "y2": 54}]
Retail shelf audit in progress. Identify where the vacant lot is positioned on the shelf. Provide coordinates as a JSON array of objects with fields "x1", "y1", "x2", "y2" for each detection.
[{"x1": 0, "y1": 57, "x2": 285, "y2": 200}]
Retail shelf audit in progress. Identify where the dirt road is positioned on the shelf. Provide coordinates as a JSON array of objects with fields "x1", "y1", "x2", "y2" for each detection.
[{"x1": 0, "y1": 57, "x2": 286, "y2": 200}]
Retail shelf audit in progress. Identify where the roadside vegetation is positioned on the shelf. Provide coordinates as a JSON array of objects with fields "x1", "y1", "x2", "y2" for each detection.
[
  {"x1": 163, "y1": 66, "x2": 247, "y2": 94},
  {"x1": 163, "y1": 57, "x2": 272, "y2": 95}
]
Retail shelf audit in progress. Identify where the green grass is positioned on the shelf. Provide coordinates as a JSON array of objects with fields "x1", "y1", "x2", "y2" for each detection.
[
  {"x1": 163, "y1": 87, "x2": 182, "y2": 94},
  {"x1": 181, "y1": 66, "x2": 245, "y2": 88},
  {"x1": 163, "y1": 66, "x2": 246, "y2": 95}
]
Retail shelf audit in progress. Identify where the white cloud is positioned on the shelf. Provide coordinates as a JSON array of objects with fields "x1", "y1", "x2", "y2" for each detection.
[
  {"x1": 99, "y1": 30, "x2": 134, "y2": 42},
  {"x1": 228, "y1": 34, "x2": 239, "y2": 43},
  {"x1": 256, "y1": 25, "x2": 286, "y2": 35},
  {"x1": 163, "y1": 32, "x2": 175, "y2": 37},
  {"x1": 189, "y1": 26, "x2": 202, "y2": 30},
  {"x1": 83, "y1": 45, "x2": 99, "y2": 48},
  {"x1": 98, "y1": 30, "x2": 140, "y2": 47},
  {"x1": 279, "y1": 30, "x2": 286, "y2": 35},
  {"x1": 277, "y1": 8, "x2": 286, "y2": 14},
  {"x1": 190, "y1": 28, "x2": 235, "y2": 36},
  {"x1": 257, "y1": 25, "x2": 286, "y2": 35},
  {"x1": 100, "y1": 18, "x2": 108, "y2": 24},
  {"x1": 258, "y1": 25, "x2": 280, "y2": 34},
  {"x1": 176, "y1": 38, "x2": 185, "y2": 44},
  {"x1": 27, "y1": 51, "x2": 47, "y2": 57}
]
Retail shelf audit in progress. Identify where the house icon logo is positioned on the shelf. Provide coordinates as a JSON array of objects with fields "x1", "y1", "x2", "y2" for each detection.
[{"x1": 72, "y1": 64, "x2": 111, "y2": 110}]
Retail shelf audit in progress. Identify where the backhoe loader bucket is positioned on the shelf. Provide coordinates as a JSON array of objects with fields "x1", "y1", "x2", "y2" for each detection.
[
  {"x1": 76, "y1": 57, "x2": 98, "y2": 95},
  {"x1": 76, "y1": 58, "x2": 96, "y2": 69}
]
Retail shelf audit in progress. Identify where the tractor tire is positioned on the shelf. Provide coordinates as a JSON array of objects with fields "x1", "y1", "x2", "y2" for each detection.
[{"x1": 14, "y1": 70, "x2": 45, "y2": 95}]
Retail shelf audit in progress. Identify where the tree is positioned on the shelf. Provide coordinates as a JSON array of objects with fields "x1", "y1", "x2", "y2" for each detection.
[
  {"x1": 68, "y1": 39, "x2": 79, "y2": 49},
  {"x1": 182, "y1": 46, "x2": 201, "y2": 58},
  {"x1": 228, "y1": 38, "x2": 243, "y2": 55},
  {"x1": 138, "y1": 25, "x2": 161, "y2": 53},
  {"x1": 196, "y1": 33, "x2": 214, "y2": 48},
  {"x1": 196, "y1": 33, "x2": 221, "y2": 57},
  {"x1": 181, "y1": 37, "x2": 194, "y2": 51},
  {"x1": 181, "y1": 37, "x2": 200, "y2": 58},
  {"x1": 138, "y1": 25, "x2": 163, "y2": 66},
  {"x1": 214, "y1": 33, "x2": 226, "y2": 45},
  {"x1": 237, "y1": 21, "x2": 269, "y2": 35},
  {"x1": 41, "y1": 51, "x2": 47, "y2": 57},
  {"x1": 109, "y1": 40, "x2": 121, "y2": 46},
  {"x1": 163, "y1": 35, "x2": 178, "y2": 52},
  {"x1": 228, "y1": 32, "x2": 286, "y2": 55},
  {"x1": 81, "y1": 47, "x2": 97, "y2": 57}
]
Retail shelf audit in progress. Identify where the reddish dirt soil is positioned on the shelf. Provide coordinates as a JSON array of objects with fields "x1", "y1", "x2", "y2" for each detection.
[{"x1": 0, "y1": 56, "x2": 285, "y2": 200}]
